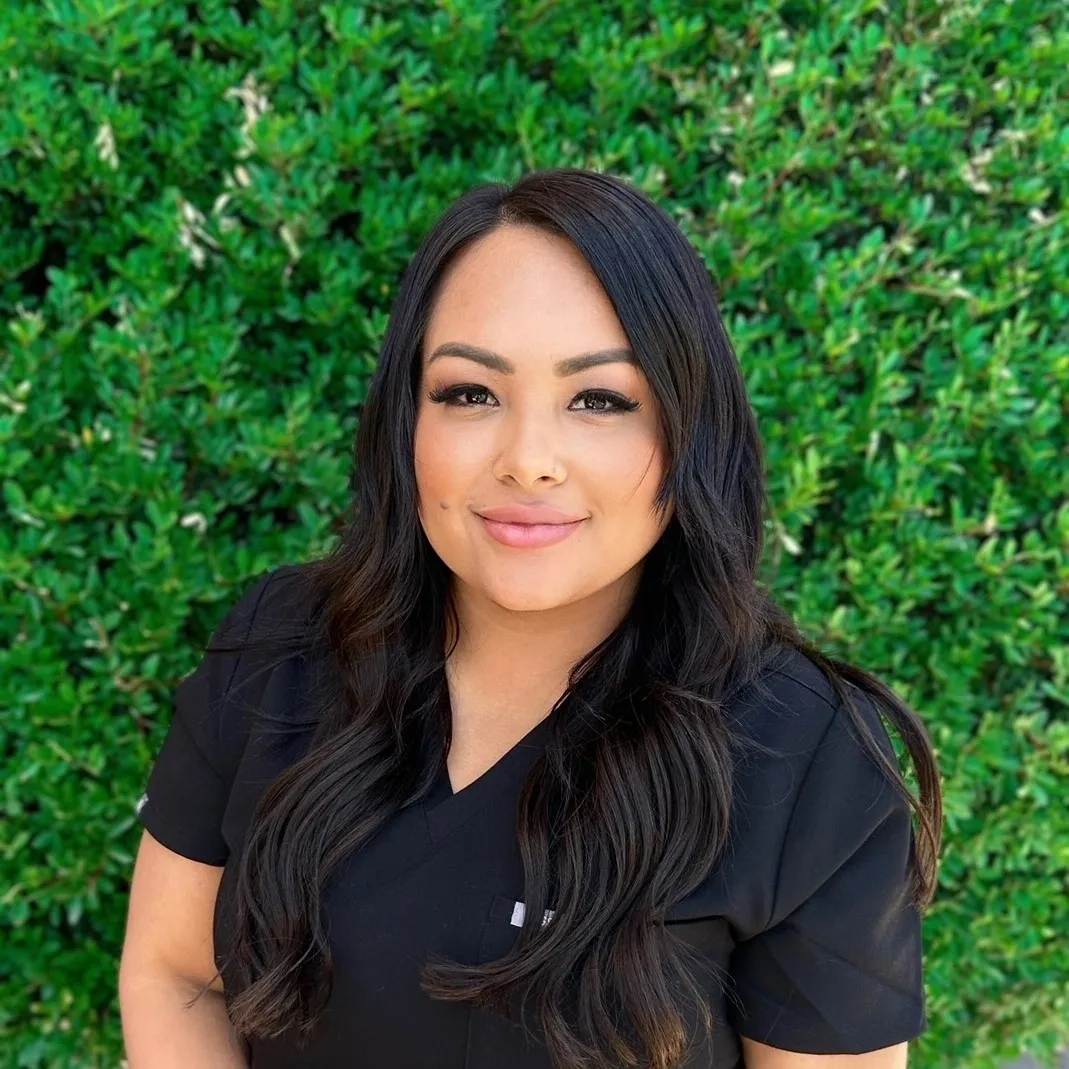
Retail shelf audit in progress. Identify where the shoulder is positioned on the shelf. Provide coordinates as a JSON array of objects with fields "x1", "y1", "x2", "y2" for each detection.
[
  {"x1": 726, "y1": 644, "x2": 897, "y2": 773},
  {"x1": 175, "y1": 562, "x2": 323, "y2": 766},
  {"x1": 707, "y1": 645, "x2": 910, "y2": 929},
  {"x1": 209, "y1": 561, "x2": 327, "y2": 723},
  {"x1": 211, "y1": 561, "x2": 320, "y2": 649},
  {"x1": 719, "y1": 646, "x2": 848, "y2": 837}
]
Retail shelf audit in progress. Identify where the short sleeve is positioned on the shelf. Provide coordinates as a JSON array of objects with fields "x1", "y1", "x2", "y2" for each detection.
[
  {"x1": 725, "y1": 686, "x2": 928, "y2": 1053},
  {"x1": 136, "y1": 569, "x2": 278, "y2": 865}
]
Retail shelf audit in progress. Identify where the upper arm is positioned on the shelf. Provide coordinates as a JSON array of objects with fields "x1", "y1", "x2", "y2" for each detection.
[
  {"x1": 119, "y1": 828, "x2": 225, "y2": 994},
  {"x1": 740, "y1": 1036, "x2": 910, "y2": 1069}
]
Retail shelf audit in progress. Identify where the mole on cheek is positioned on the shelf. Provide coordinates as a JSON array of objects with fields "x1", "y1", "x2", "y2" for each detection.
[{"x1": 439, "y1": 501, "x2": 449, "y2": 510}]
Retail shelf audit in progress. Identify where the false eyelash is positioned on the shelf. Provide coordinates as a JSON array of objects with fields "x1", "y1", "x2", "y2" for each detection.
[{"x1": 427, "y1": 384, "x2": 641, "y2": 414}]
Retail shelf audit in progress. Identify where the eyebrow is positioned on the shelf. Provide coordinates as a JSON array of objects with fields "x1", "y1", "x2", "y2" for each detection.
[{"x1": 426, "y1": 342, "x2": 637, "y2": 377}]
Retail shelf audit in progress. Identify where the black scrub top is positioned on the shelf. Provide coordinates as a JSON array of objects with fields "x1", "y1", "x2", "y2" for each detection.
[{"x1": 137, "y1": 564, "x2": 928, "y2": 1068}]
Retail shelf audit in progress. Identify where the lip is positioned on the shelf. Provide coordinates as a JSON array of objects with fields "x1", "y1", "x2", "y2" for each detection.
[
  {"x1": 477, "y1": 514, "x2": 587, "y2": 548},
  {"x1": 476, "y1": 504, "x2": 587, "y2": 524}
]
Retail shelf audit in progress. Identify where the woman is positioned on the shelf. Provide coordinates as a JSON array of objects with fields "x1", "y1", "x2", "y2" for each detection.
[{"x1": 119, "y1": 167, "x2": 943, "y2": 1069}]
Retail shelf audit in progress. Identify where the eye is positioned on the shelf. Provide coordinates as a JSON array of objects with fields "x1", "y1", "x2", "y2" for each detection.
[
  {"x1": 426, "y1": 385, "x2": 640, "y2": 414},
  {"x1": 427, "y1": 384, "x2": 497, "y2": 407},
  {"x1": 570, "y1": 390, "x2": 641, "y2": 414}
]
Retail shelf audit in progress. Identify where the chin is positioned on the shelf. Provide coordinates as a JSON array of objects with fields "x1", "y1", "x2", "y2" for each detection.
[{"x1": 482, "y1": 579, "x2": 578, "y2": 613}]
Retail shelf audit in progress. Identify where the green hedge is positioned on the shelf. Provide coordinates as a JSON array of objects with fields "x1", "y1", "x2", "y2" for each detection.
[{"x1": 2, "y1": 1, "x2": 1066, "y2": 1066}]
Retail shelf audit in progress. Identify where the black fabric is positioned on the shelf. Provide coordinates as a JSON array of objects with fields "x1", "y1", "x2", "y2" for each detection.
[
  {"x1": 723, "y1": 691, "x2": 925, "y2": 1053},
  {"x1": 137, "y1": 563, "x2": 928, "y2": 1067},
  {"x1": 137, "y1": 568, "x2": 277, "y2": 866}
]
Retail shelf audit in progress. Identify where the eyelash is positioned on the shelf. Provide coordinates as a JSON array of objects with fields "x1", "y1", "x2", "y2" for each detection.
[{"x1": 427, "y1": 384, "x2": 641, "y2": 414}]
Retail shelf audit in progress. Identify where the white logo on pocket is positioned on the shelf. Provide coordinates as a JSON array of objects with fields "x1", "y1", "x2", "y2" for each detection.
[{"x1": 510, "y1": 900, "x2": 556, "y2": 928}]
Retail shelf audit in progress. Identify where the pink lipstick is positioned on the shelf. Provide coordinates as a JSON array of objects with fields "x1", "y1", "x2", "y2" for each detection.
[{"x1": 474, "y1": 503, "x2": 588, "y2": 549}]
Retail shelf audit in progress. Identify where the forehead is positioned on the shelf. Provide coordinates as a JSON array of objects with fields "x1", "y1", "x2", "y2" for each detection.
[{"x1": 421, "y1": 226, "x2": 629, "y2": 364}]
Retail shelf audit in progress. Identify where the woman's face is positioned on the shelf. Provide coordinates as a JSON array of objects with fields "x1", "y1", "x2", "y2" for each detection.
[{"x1": 414, "y1": 224, "x2": 673, "y2": 615}]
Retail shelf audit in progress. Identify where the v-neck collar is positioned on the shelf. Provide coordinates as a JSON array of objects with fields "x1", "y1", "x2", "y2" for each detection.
[{"x1": 421, "y1": 710, "x2": 556, "y2": 844}]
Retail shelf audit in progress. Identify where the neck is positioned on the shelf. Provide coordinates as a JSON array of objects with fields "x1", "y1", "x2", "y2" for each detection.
[{"x1": 444, "y1": 566, "x2": 641, "y2": 696}]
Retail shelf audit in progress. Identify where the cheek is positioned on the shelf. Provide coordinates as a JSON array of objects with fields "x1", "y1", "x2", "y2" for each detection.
[
  {"x1": 413, "y1": 412, "x2": 481, "y2": 504},
  {"x1": 586, "y1": 429, "x2": 666, "y2": 506}
]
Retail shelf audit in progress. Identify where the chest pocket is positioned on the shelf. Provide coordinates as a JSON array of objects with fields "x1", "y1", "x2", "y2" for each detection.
[
  {"x1": 465, "y1": 894, "x2": 555, "y2": 1069},
  {"x1": 466, "y1": 894, "x2": 735, "y2": 1069}
]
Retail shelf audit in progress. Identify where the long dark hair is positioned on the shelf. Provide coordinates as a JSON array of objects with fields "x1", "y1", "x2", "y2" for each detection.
[{"x1": 197, "y1": 168, "x2": 943, "y2": 1069}]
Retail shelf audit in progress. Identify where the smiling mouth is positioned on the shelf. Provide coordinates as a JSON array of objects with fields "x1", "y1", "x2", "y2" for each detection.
[{"x1": 476, "y1": 515, "x2": 587, "y2": 548}]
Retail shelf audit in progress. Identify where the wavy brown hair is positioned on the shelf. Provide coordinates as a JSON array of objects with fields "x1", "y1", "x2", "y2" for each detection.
[{"x1": 195, "y1": 167, "x2": 943, "y2": 1069}]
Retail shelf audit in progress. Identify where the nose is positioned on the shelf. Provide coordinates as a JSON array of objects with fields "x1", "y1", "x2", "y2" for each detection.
[{"x1": 491, "y1": 406, "x2": 565, "y2": 488}]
